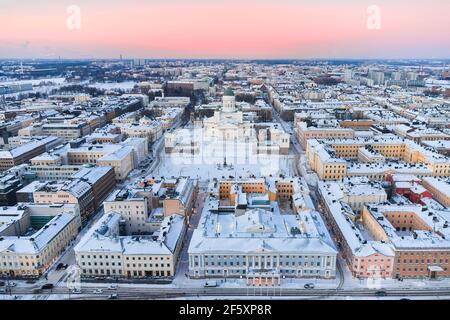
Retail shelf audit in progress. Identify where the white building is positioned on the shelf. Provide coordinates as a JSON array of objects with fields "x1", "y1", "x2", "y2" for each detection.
[
  {"x1": 188, "y1": 198, "x2": 337, "y2": 285},
  {"x1": 165, "y1": 88, "x2": 289, "y2": 156},
  {"x1": 74, "y1": 212, "x2": 185, "y2": 278}
]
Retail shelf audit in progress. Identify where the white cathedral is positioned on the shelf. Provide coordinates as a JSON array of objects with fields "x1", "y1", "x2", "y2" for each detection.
[
  {"x1": 201, "y1": 88, "x2": 254, "y2": 141},
  {"x1": 164, "y1": 88, "x2": 289, "y2": 157}
]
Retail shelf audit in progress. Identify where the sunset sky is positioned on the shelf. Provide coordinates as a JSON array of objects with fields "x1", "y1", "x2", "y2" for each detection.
[{"x1": 0, "y1": 0, "x2": 449, "y2": 59}]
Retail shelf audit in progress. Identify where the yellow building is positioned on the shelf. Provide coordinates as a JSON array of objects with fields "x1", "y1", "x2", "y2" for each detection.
[
  {"x1": 212, "y1": 177, "x2": 310, "y2": 205},
  {"x1": 422, "y1": 177, "x2": 450, "y2": 207},
  {"x1": 0, "y1": 213, "x2": 80, "y2": 278},
  {"x1": 307, "y1": 136, "x2": 450, "y2": 181},
  {"x1": 97, "y1": 146, "x2": 135, "y2": 181},
  {"x1": 306, "y1": 139, "x2": 347, "y2": 181},
  {"x1": 296, "y1": 121, "x2": 354, "y2": 148}
]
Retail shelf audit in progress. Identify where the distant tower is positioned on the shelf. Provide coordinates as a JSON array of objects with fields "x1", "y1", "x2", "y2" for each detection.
[{"x1": 222, "y1": 88, "x2": 236, "y2": 113}]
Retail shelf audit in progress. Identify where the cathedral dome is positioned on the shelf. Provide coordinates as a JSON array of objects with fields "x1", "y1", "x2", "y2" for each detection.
[{"x1": 223, "y1": 88, "x2": 234, "y2": 96}]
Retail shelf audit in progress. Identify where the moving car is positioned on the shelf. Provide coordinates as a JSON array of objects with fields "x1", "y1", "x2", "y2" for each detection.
[
  {"x1": 56, "y1": 263, "x2": 68, "y2": 270},
  {"x1": 108, "y1": 294, "x2": 118, "y2": 299},
  {"x1": 304, "y1": 283, "x2": 315, "y2": 289},
  {"x1": 108, "y1": 284, "x2": 118, "y2": 290},
  {"x1": 41, "y1": 283, "x2": 54, "y2": 290},
  {"x1": 93, "y1": 289, "x2": 103, "y2": 294},
  {"x1": 375, "y1": 290, "x2": 387, "y2": 297}
]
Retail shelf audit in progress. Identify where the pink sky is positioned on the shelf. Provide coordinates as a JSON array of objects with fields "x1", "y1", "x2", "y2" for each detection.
[{"x1": 0, "y1": 0, "x2": 449, "y2": 59}]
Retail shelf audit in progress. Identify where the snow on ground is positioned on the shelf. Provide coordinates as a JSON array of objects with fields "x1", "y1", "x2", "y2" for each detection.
[
  {"x1": 343, "y1": 276, "x2": 450, "y2": 290},
  {"x1": 303, "y1": 172, "x2": 319, "y2": 188},
  {"x1": 155, "y1": 152, "x2": 293, "y2": 179},
  {"x1": 2, "y1": 80, "x2": 69, "y2": 98},
  {"x1": 88, "y1": 81, "x2": 137, "y2": 91},
  {"x1": 0, "y1": 77, "x2": 66, "y2": 86}
]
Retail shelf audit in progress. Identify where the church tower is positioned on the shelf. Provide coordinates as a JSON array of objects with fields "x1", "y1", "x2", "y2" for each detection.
[{"x1": 222, "y1": 88, "x2": 236, "y2": 113}]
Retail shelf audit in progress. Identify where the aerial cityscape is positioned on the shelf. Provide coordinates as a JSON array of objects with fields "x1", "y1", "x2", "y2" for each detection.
[{"x1": 0, "y1": 0, "x2": 449, "y2": 306}]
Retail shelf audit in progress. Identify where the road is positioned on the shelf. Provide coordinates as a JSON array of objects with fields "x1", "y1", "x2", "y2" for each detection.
[
  {"x1": 8, "y1": 283, "x2": 450, "y2": 300},
  {"x1": 270, "y1": 105, "x2": 303, "y2": 155},
  {"x1": 174, "y1": 188, "x2": 206, "y2": 282}
]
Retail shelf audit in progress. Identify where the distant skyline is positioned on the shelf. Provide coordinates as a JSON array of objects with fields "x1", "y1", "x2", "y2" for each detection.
[{"x1": 1, "y1": 0, "x2": 449, "y2": 59}]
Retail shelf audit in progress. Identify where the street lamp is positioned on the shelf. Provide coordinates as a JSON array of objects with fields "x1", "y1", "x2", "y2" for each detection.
[{"x1": 6, "y1": 272, "x2": 12, "y2": 296}]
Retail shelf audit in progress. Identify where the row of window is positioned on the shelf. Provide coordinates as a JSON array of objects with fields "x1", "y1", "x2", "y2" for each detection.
[
  {"x1": 397, "y1": 267, "x2": 448, "y2": 273},
  {"x1": 397, "y1": 259, "x2": 449, "y2": 264},
  {"x1": 80, "y1": 255, "x2": 169, "y2": 261},
  {"x1": 196, "y1": 261, "x2": 327, "y2": 267},
  {"x1": 81, "y1": 261, "x2": 170, "y2": 268},
  {"x1": 196, "y1": 255, "x2": 330, "y2": 260},
  {"x1": 82, "y1": 269, "x2": 171, "y2": 276},
  {"x1": 203, "y1": 269, "x2": 324, "y2": 275}
]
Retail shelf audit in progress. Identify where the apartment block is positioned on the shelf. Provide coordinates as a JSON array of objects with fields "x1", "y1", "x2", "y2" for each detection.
[{"x1": 74, "y1": 212, "x2": 185, "y2": 278}]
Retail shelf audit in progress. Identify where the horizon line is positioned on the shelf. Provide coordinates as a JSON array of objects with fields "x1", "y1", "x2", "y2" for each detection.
[{"x1": 1, "y1": 57, "x2": 449, "y2": 61}]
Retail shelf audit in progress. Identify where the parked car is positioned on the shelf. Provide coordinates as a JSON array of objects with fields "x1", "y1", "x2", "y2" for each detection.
[
  {"x1": 7, "y1": 282, "x2": 16, "y2": 287},
  {"x1": 0, "y1": 281, "x2": 5, "y2": 287},
  {"x1": 108, "y1": 284, "x2": 118, "y2": 290},
  {"x1": 203, "y1": 281, "x2": 217, "y2": 288},
  {"x1": 93, "y1": 289, "x2": 103, "y2": 294},
  {"x1": 71, "y1": 288, "x2": 82, "y2": 294},
  {"x1": 108, "y1": 294, "x2": 118, "y2": 300},
  {"x1": 0, "y1": 288, "x2": 6, "y2": 293},
  {"x1": 304, "y1": 283, "x2": 315, "y2": 289}
]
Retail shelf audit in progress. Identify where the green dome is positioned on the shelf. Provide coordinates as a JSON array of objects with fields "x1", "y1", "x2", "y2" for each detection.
[{"x1": 223, "y1": 88, "x2": 235, "y2": 96}]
